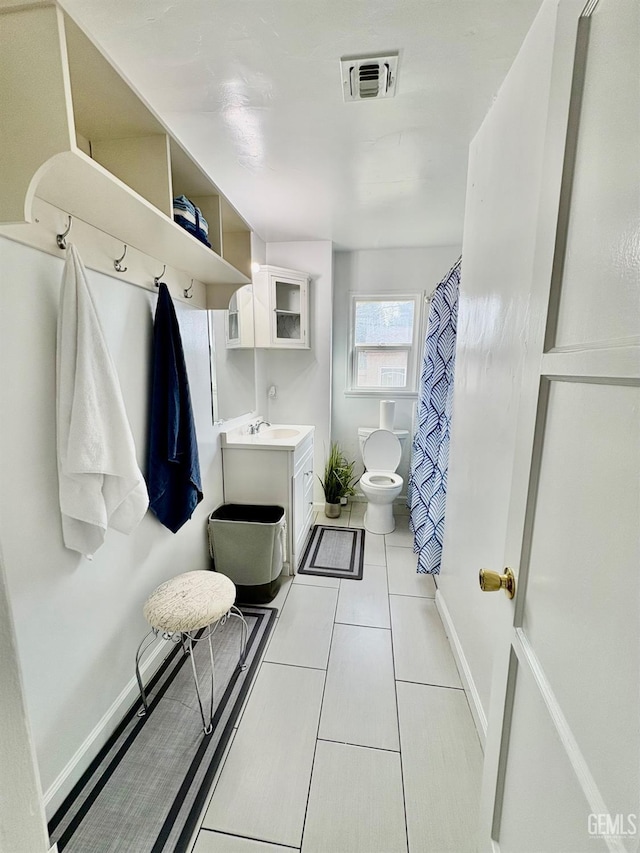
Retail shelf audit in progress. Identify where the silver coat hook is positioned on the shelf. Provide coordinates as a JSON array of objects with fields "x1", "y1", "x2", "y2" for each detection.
[
  {"x1": 56, "y1": 215, "x2": 72, "y2": 250},
  {"x1": 184, "y1": 279, "x2": 194, "y2": 299},
  {"x1": 154, "y1": 265, "x2": 166, "y2": 287},
  {"x1": 114, "y1": 244, "x2": 128, "y2": 273}
]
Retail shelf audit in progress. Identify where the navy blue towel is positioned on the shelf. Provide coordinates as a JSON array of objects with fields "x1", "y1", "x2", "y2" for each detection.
[{"x1": 147, "y1": 283, "x2": 203, "y2": 532}]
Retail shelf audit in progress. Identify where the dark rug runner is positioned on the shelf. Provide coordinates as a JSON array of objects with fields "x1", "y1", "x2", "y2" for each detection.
[
  {"x1": 297, "y1": 525, "x2": 365, "y2": 580},
  {"x1": 49, "y1": 605, "x2": 276, "y2": 853}
]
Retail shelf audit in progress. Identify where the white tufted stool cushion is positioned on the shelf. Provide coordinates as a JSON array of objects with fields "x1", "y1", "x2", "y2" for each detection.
[{"x1": 143, "y1": 570, "x2": 236, "y2": 633}]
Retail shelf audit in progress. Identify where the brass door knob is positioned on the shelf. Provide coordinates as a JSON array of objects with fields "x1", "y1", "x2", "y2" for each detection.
[{"x1": 479, "y1": 567, "x2": 516, "y2": 599}]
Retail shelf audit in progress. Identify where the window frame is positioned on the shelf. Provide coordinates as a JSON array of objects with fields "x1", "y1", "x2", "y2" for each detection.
[{"x1": 346, "y1": 292, "x2": 424, "y2": 397}]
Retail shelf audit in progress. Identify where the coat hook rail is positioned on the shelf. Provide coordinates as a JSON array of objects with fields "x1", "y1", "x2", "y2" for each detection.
[
  {"x1": 154, "y1": 265, "x2": 166, "y2": 287},
  {"x1": 114, "y1": 244, "x2": 128, "y2": 273},
  {"x1": 56, "y1": 215, "x2": 73, "y2": 250},
  {"x1": 184, "y1": 279, "x2": 194, "y2": 299}
]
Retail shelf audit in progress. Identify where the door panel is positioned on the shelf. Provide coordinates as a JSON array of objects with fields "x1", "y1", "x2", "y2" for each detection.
[
  {"x1": 522, "y1": 379, "x2": 640, "y2": 824},
  {"x1": 554, "y1": 0, "x2": 640, "y2": 349},
  {"x1": 499, "y1": 659, "x2": 608, "y2": 853},
  {"x1": 479, "y1": 1, "x2": 640, "y2": 850}
]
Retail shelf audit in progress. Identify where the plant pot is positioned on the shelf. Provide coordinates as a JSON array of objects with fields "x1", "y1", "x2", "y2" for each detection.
[{"x1": 324, "y1": 501, "x2": 341, "y2": 519}]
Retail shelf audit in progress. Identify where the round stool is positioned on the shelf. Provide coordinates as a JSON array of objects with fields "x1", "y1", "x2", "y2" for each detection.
[{"x1": 134, "y1": 570, "x2": 248, "y2": 735}]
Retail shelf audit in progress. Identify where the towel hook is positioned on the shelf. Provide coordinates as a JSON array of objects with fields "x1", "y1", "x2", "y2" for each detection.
[
  {"x1": 114, "y1": 244, "x2": 128, "y2": 273},
  {"x1": 184, "y1": 279, "x2": 194, "y2": 299},
  {"x1": 56, "y1": 215, "x2": 73, "y2": 250},
  {"x1": 154, "y1": 264, "x2": 166, "y2": 287}
]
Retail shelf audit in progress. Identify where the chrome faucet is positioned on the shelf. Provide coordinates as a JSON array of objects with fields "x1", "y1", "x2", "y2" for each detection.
[{"x1": 248, "y1": 419, "x2": 271, "y2": 435}]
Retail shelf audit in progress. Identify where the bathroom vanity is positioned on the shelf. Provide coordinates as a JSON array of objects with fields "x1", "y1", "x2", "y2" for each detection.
[{"x1": 220, "y1": 424, "x2": 315, "y2": 573}]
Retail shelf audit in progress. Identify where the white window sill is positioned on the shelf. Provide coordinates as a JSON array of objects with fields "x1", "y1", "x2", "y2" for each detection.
[{"x1": 344, "y1": 390, "x2": 418, "y2": 399}]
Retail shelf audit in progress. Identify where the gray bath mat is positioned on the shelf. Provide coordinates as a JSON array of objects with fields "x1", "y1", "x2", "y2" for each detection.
[
  {"x1": 48, "y1": 604, "x2": 276, "y2": 853},
  {"x1": 298, "y1": 525, "x2": 365, "y2": 580}
]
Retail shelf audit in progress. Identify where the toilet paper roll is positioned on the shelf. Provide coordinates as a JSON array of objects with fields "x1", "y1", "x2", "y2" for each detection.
[{"x1": 379, "y1": 400, "x2": 395, "y2": 431}]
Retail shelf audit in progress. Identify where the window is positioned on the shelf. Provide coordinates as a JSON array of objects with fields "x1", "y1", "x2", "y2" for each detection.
[{"x1": 348, "y1": 294, "x2": 422, "y2": 394}]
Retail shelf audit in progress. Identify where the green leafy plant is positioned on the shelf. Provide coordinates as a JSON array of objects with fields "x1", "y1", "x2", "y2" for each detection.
[{"x1": 318, "y1": 442, "x2": 359, "y2": 504}]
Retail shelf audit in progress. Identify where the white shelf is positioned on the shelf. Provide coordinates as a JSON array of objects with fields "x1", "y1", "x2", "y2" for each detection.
[
  {"x1": 36, "y1": 150, "x2": 248, "y2": 289},
  {"x1": 0, "y1": 3, "x2": 251, "y2": 307}
]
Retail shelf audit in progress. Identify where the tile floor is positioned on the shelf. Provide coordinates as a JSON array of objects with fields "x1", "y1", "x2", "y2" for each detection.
[{"x1": 189, "y1": 505, "x2": 483, "y2": 853}]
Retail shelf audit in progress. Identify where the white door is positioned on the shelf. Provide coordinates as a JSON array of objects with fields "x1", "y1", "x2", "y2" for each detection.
[{"x1": 479, "y1": 1, "x2": 640, "y2": 851}]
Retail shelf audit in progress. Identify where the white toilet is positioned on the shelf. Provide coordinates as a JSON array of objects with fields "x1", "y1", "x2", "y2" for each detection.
[{"x1": 358, "y1": 428, "x2": 408, "y2": 534}]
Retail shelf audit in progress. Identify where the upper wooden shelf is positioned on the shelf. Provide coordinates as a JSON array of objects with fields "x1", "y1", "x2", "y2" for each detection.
[{"x1": 0, "y1": 3, "x2": 251, "y2": 306}]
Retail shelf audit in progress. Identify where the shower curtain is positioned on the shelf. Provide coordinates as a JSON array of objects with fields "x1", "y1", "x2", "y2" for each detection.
[{"x1": 408, "y1": 258, "x2": 461, "y2": 574}]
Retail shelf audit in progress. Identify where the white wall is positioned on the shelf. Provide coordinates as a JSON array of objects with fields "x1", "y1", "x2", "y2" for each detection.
[
  {"x1": 0, "y1": 235, "x2": 225, "y2": 812},
  {"x1": 332, "y1": 247, "x2": 461, "y2": 490},
  {"x1": 264, "y1": 241, "x2": 333, "y2": 504},
  {"x1": 0, "y1": 546, "x2": 50, "y2": 853},
  {"x1": 437, "y1": 0, "x2": 559, "y2": 738}
]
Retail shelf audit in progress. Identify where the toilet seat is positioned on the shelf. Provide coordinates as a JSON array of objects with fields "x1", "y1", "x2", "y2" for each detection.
[
  {"x1": 361, "y1": 470, "x2": 403, "y2": 489},
  {"x1": 362, "y1": 429, "x2": 402, "y2": 473}
]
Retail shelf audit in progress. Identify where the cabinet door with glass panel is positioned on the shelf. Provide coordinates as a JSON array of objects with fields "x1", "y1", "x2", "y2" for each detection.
[
  {"x1": 254, "y1": 266, "x2": 310, "y2": 348},
  {"x1": 225, "y1": 284, "x2": 255, "y2": 348}
]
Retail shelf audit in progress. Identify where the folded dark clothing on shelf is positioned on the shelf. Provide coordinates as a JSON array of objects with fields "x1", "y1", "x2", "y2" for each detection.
[
  {"x1": 173, "y1": 195, "x2": 211, "y2": 248},
  {"x1": 173, "y1": 214, "x2": 211, "y2": 248}
]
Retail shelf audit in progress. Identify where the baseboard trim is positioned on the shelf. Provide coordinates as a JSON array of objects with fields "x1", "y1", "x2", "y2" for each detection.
[
  {"x1": 43, "y1": 636, "x2": 170, "y2": 816},
  {"x1": 435, "y1": 589, "x2": 487, "y2": 747}
]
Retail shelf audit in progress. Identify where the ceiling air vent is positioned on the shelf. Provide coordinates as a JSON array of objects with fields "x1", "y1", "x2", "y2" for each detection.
[{"x1": 340, "y1": 54, "x2": 398, "y2": 102}]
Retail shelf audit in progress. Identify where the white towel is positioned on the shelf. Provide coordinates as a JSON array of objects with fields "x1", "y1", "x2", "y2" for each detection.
[{"x1": 56, "y1": 245, "x2": 149, "y2": 557}]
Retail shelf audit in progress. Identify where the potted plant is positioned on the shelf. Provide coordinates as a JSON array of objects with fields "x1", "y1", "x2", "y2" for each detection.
[{"x1": 319, "y1": 442, "x2": 358, "y2": 518}]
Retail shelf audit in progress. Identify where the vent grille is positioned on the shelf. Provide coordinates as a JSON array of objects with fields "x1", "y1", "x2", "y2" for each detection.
[{"x1": 340, "y1": 54, "x2": 398, "y2": 102}]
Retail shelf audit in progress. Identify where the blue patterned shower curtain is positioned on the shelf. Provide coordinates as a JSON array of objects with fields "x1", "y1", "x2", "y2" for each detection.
[{"x1": 408, "y1": 258, "x2": 461, "y2": 574}]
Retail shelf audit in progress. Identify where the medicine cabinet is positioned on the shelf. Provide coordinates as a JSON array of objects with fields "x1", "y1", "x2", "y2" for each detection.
[{"x1": 229, "y1": 265, "x2": 310, "y2": 349}]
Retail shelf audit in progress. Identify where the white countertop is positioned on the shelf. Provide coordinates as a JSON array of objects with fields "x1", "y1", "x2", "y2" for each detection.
[{"x1": 220, "y1": 423, "x2": 314, "y2": 451}]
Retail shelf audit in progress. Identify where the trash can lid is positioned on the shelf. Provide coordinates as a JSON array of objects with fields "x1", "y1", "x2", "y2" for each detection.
[{"x1": 209, "y1": 504, "x2": 285, "y2": 524}]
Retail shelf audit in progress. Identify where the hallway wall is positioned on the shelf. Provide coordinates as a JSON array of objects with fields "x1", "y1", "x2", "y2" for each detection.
[{"x1": 0, "y1": 236, "x2": 226, "y2": 813}]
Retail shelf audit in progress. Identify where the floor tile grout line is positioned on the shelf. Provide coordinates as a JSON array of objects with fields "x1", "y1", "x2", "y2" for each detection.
[
  {"x1": 262, "y1": 660, "x2": 329, "y2": 673},
  {"x1": 333, "y1": 620, "x2": 391, "y2": 631},
  {"x1": 316, "y1": 737, "x2": 400, "y2": 755},
  {"x1": 298, "y1": 583, "x2": 340, "y2": 850},
  {"x1": 197, "y1": 826, "x2": 300, "y2": 850},
  {"x1": 293, "y1": 580, "x2": 341, "y2": 590},
  {"x1": 386, "y1": 553, "x2": 411, "y2": 853},
  {"x1": 395, "y1": 678, "x2": 465, "y2": 691},
  {"x1": 189, "y1": 731, "x2": 238, "y2": 852},
  {"x1": 388, "y1": 592, "x2": 439, "y2": 600},
  {"x1": 385, "y1": 592, "x2": 437, "y2": 600}
]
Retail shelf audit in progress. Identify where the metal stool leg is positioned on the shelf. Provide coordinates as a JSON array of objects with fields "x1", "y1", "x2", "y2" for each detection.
[
  {"x1": 229, "y1": 605, "x2": 249, "y2": 670},
  {"x1": 134, "y1": 630, "x2": 157, "y2": 717},
  {"x1": 186, "y1": 629, "x2": 216, "y2": 736}
]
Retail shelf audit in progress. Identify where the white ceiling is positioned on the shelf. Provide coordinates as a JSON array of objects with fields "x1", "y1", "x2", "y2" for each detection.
[{"x1": 61, "y1": 0, "x2": 543, "y2": 251}]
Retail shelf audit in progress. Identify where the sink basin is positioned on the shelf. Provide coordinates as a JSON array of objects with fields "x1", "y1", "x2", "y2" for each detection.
[
  {"x1": 262, "y1": 428, "x2": 300, "y2": 439},
  {"x1": 221, "y1": 422, "x2": 312, "y2": 449}
]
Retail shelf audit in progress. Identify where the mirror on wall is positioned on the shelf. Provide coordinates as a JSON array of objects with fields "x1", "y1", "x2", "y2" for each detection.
[{"x1": 208, "y1": 285, "x2": 257, "y2": 422}]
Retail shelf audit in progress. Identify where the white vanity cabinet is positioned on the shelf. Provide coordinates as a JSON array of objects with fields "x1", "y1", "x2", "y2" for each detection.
[
  {"x1": 253, "y1": 266, "x2": 310, "y2": 348},
  {"x1": 221, "y1": 429, "x2": 315, "y2": 573}
]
